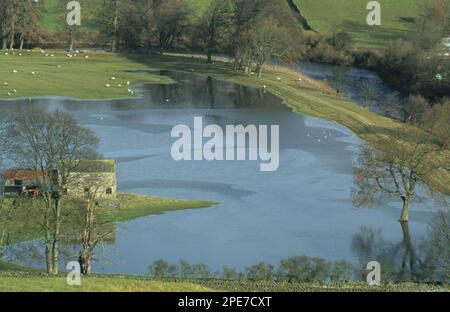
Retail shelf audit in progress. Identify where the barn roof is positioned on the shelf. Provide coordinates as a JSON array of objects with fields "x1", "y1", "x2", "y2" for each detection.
[
  {"x1": 3, "y1": 169, "x2": 44, "y2": 181},
  {"x1": 72, "y1": 160, "x2": 116, "y2": 173}
]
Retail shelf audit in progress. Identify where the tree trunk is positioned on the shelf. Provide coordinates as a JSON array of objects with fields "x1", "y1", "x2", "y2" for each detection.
[
  {"x1": 69, "y1": 29, "x2": 74, "y2": 52},
  {"x1": 51, "y1": 199, "x2": 62, "y2": 275},
  {"x1": 257, "y1": 65, "x2": 263, "y2": 78},
  {"x1": 1, "y1": 30, "x2": 7, "y2": 50},
  {"x1": 400, "y1": 197, "x2": 410, "y2": 222},
  {"x1": 0, "y1": 202, "x2": 14, "y2": 256},
  {"x1": 19, "y1": 33, "x2": 24, "y2": 50},
  {"x1": 112, "y1": 5, "x2": 119, "y2": 53},
  {"x1": 44, "y1": 218, "x2": 53, "y2": 274},
  {"x1": 9, "y1": 16, "x2": 15, "y2": 50}
]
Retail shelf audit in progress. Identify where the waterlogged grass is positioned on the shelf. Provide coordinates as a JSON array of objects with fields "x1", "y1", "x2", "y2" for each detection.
[
  {"x1": 103, "y1": 193, "x2": 217, "y2": 222},
  {"x1": 0, "y1": 51, "x2": 171, "y2": 99},
  {"x1": 0, "y1": 193, "x2": 216, "y2": 244}
]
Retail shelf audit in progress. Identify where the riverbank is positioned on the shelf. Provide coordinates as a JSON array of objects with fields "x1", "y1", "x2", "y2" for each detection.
[
  {"x1": 0, "y1": 50, "x2": 448, "y2": 194},
  {"x1": 134, "y1": 53, "x2": 450, "y2": 195},
  {"x1": 0, "y1": 271, "x2": 447, "y2": 292}
]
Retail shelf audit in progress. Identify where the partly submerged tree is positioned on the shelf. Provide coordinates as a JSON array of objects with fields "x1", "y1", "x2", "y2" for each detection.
[{"x1": 352, "y1": 130, "x2": 444, "y2": 222}]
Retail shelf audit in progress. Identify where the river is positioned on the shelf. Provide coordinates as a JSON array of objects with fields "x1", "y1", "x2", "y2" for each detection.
[{"x1": 0, "y1": 66, "x2": 440, "y2": 277}]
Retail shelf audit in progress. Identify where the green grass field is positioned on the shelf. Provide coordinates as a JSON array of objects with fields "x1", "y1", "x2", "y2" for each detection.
[
  {"x1": 0, "y1": 273, "x2": 214, "y2": 292},
  {"x1": 297, "y1": 0, "x2": 421, "y2": 48},
  {"x1": 0, "y1": 51, "x2": 171, "y2": 99}
]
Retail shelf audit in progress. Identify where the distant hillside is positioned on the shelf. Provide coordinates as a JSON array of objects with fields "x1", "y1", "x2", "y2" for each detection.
[
  {"x1": 40, "y1": 0, "x2": 422, "y2": 48},
  {"x1": 295, "y1": 0, "x2": 421, "y2": 48}
]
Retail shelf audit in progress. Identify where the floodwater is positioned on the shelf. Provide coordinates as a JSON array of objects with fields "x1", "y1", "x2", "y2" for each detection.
[{"x1": 0, "y1": 68, "x2": 440, "y2": 277}]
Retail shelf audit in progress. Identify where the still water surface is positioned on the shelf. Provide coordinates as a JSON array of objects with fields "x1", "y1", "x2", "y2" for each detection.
[{"x1": 0, "y1": 69, "x2": 438, "y2": 275}]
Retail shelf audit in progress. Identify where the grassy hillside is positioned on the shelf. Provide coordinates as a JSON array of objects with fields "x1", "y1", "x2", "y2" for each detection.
[
  {"x1": 40, "y1": 0, "x2": 422, "y2": 48},
  {"x1": 40, "y1": 0, "x2": 210, "y2": 31},
  {"x1": 296, "y1": 0, "x2": 421, "y2": 48}
]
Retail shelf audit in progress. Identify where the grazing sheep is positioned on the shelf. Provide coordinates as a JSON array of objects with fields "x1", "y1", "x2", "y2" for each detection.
[
  {"x1": 12, "y1": 89, "x2": 17, "y2": 93},
  {"x1": 117, "y1": 84, "x2": 122, "y2": 87},
  {"x1": 111, "y1": 77, "x2": 117, "y2": 80},
  {"x1": 7, "y1": 92, "x2": 11, "y2": 96},
  {"x1": 85, "y1": 55, "x2": 89, "y2": 59},
  {"x1": 57, "y1": 64, "x2": 61, "y2": 68},
  {"x1": 277, "y1": 77, "x2": 281, "y2": 81},
  {"x1": 12, "y1": 70, "x2": 18, "y2": 73},
  {"x1": 31, "y1": 72, "x2": 36, "y2": 75},
  {"x1": 105, "y1": 84, "x2": 111, "y2": 87},
  {"x1": 126, "y1": 81, "x2": 130, "y2": 85},
  {"x1": 3, "y1": 82, "x2": 8, "y2": 86}
]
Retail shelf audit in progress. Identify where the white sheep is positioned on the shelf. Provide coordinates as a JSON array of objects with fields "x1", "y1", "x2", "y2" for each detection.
[{"x1": 105, "y1": 84, "x2": 111, "y2": 87}]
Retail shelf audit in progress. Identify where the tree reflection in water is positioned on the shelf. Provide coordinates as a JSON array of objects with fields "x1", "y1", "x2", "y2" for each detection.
[{"x1": 351, "y1": 209, "x2": 450, "y2": 282}]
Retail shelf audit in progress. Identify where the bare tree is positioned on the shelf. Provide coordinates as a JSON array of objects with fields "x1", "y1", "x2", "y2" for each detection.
[
  {"x1": 5, "y1": 108, "x2": 99, "y2": 275},
  {"x1": 352, "y1": 130, "x2": 445, "y2": 222},
  {"x1": 232, "y1": 0, "x2": 302, "y2": 77},
  {"x1": 151, "y1": 0, "x2": 191, "y2": 53},
  {"x1": 73, "y1": 161, "x2": 115, "y2": 275},
  {"x1": 416, "y1": 0, "x2": 450, "y2": 50},
  {"x1": 194, "y1": 0, "x2": 234, "y2": 63},
  {"x1": 420, "y1": 99, "x2": 450, "y2": 148},
  {"x1": 402, "y1": 95, "x2": 430, "y2": 125}
]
